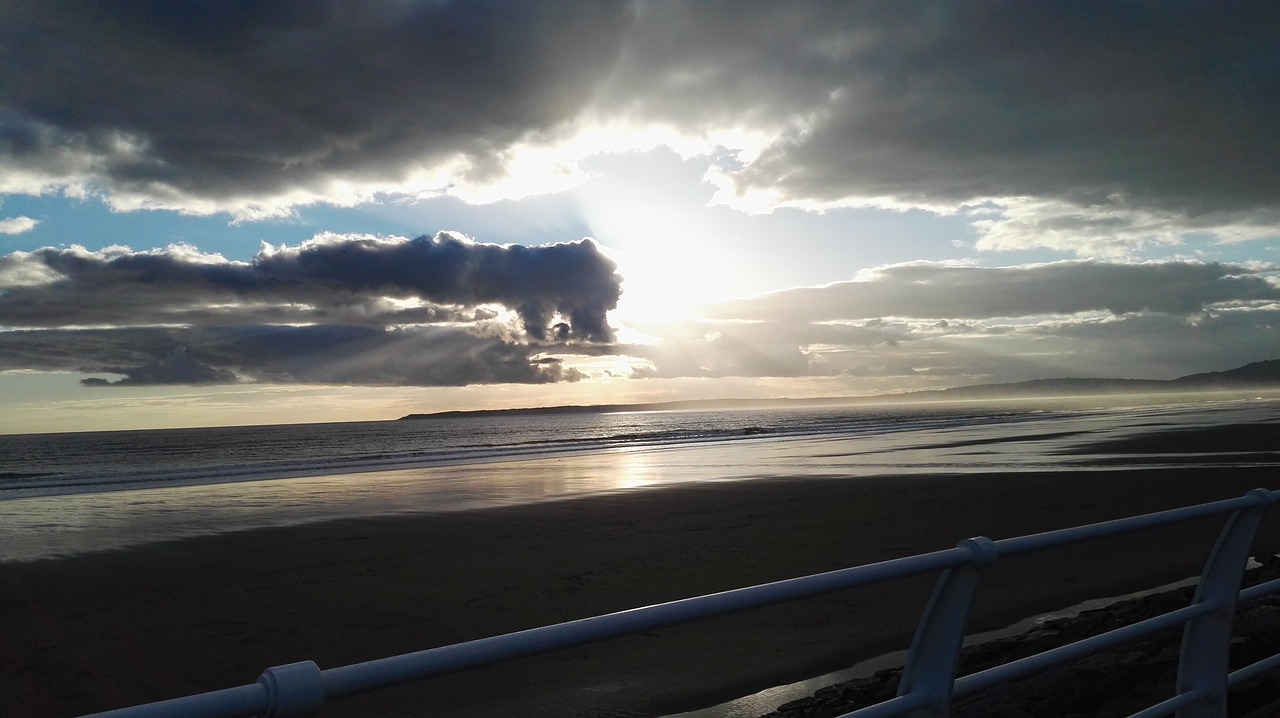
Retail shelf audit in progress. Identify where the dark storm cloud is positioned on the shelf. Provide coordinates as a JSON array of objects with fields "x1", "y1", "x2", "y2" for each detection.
[
  {"x1": 698, "y1": 2, "x2": 1280, "y2": 215},
  {"x1": 0, "y1": 232, "x2": 619, "y2": 386},
  {"x1": 0, "y1": 233, "x2": 621, "y2": 341},
  {"x1": 79, "y1": 346, "x2": 238, "y2": 386},
  {"x1": 3, "y1": 1, "x2": 1278, "y2": 227},
  {"x1": 709, "y1": 261, "x2": 1280, "y2": 323},
  {"x1": 0, "y1": 0, "x2": 630, "y2": 208},
  {"x1": 0, "y1": 325, "x2": 584, "y2": 387},
  {"x1": 598, "y1": 2, "x2": 1280, "y2": 221}
]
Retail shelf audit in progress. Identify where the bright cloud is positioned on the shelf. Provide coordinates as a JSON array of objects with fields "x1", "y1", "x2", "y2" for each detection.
[
  {"x1": 708, "y1": 261, "x2": 1280, "y2": 322},
  {"x1": 619, "y1": 260, "x2": 1280, "y2": 385},
  {"x1": 0, "y1": 216, "x2": 38, "y2": 235}
]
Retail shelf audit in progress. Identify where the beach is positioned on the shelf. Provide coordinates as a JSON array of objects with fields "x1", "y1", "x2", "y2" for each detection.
[{"x1": 5, "y1": 413, "x2": 1280, "y2": 718}]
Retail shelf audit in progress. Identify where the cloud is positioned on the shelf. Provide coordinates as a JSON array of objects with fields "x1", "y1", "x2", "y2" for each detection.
[
  {"x1": 0, "y1": 0, "x2": 631, "y2": 217},
  {"x1": 3, "y1": 2, "x2": 1277, "y2": 253},
  {"x1": 708, "y1": 261, "x2": 1280, "y2": 323},
  {"x1": 0, "y1": 216, "x2": 38, "y2": 235},
  {"x1": 0, "y1": 232, "x2": 622, "y2": 387},
  {"x1": 1021, "y1": 307, "x2": 1280, "y2": 379},
  {"x1": 617, "y1": 259, "x2": 1280, "y2": 384},
  {"x1": 622, "y1": 302, "x2": 1280, "y2": 388},
  {"x1": 621, "y1": 323, "x2": 812, "y2": 380},
  {"x1": 0, "y1": 232, "x2": 621, "y2": 341},
  {"x1": 0, "y1": 325, "x2": 586, "y2": 387},
  {"x1": 80, "y1": 346, "x2": 238, "y2": 386},
  {"x1": 678, "y1": 5, "x2": 1280, "y2": 229},
  {"x1": 968, "y1": 200, "x2": 1280, "y2": 256},
  {"x1": 5, "y1": 248, "x2": 1275, "y2": 390}
]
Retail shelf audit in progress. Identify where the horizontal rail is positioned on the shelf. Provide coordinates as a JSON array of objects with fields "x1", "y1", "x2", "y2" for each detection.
[
  {"x1": 322, "y1": 545, "x2": 979, "y2": 698},
  {"x1": 81, "y1": 684, "x2": 268, "y2": 718},
  {"x1": 1229, "y1": 652, "x2": 1280, "y2": 688},
  {"x1": 953, "y1": 603, "x2": 1212, "y2": 697},
  {"x1": 1239, "y1": 576, "x2": 1280, "y2": 603},
  {"x1": 843, "y1": 690, "x2": 933, "y2": 718},
  {"x1": 78, "y1": 487, "x2": 1280, "y2": 718},
  {"x1": 1126, "y1": 687, "x2": 1211, "y2": 718},
  {"x1": 85, "y1": 545, "x2": 979, "y2": 717},
  {"x1": 992, "y1": 492, "x2": 1270, "y2": 558}
]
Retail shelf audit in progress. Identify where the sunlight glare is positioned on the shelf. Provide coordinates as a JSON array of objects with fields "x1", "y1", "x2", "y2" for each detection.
[{"x1": 574, "y1": 153, "x2": 760, "y2": 321}]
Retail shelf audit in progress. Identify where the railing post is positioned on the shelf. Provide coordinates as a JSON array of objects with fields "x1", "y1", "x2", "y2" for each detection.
[
  {"x1": 1175, "y1": 488, "x2": 1276, "y2": 718},
  {"x1": 896, "y1": 536, "x2": 998, "y2": 717},
  {"x1": 257, "y1": 660, "x2": 325, "y2": 717}
]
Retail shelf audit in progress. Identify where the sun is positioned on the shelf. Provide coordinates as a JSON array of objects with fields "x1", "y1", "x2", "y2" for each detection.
[{"x1": 572, "y1": 152, "x2": 759, "y2": 322}]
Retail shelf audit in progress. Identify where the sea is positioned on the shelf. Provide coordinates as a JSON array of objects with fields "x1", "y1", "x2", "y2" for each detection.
[
  {"x1": 5, "y1": 393, "x2": 1280, "y2": 718},
  {"x1": 2, "y1": 393, "x2": 1279, "y2": 563}
]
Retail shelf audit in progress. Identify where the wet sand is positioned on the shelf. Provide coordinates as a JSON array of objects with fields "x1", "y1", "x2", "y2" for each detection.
[{"x1": 4, "y1": 437, "x2": 1280, "y2": 717}]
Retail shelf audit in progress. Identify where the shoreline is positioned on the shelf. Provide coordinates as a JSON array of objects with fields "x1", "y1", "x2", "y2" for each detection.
[{"x1": 6, "y1": 460, "x2": 1280, "y2": 717}]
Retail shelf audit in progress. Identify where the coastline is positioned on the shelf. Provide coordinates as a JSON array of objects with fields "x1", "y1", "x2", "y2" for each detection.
[{"x1": 6, "y1": 460, "x2": 1280, "y2": 717}]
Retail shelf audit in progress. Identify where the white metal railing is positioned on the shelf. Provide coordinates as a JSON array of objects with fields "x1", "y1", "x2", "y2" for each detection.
[{"x1": 77, "y1": 488, "x2": 1280, "y2": 718}]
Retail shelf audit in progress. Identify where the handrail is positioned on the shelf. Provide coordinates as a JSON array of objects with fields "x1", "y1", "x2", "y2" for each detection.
[{"x1": 78, "y1": 488, "x2": 1280, "y2": 718}]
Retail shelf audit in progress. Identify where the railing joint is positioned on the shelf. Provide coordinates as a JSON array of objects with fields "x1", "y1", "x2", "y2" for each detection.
[
  {"x1": 1244, "y1": 487, "x2": 1277, "y2": 510},
  {"x1": 258, "y1": 661, "x2": 325, "y2": 717},
  {"x1": 957, "y1": 536, "x2": 998, "y2": 569}
]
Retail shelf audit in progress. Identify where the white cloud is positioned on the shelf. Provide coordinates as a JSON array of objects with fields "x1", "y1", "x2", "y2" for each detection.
[
  {"x1": 0, "y1": 216, "x2": 38, "y2": 235},
  {"x1": 708, "y1": 260, "x2": 1280, "y2": 323},
  {"x1": 970, "y1": 199, "x2": 1280, "y2": 256},
  {"x1": 623, "y1": 300, "x2": 1280, "y2": 388}
]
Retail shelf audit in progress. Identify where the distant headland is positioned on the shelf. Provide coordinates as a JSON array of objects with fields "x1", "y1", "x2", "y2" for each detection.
[{"x1": 398, "y1": 358, "x2": 1280, "y2": 421}]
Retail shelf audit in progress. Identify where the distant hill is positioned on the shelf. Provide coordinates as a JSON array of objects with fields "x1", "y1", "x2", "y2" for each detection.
[
  {"x1": 398, "y1": 358, "x2": 1280, "y2": 421},
  {"x1": 398, "y1": 396, "x2": 866, "y2": 421},
  {"x1": 932, "y1": 377, "x2": 1170, "y2": 399},
  {"x1": 905, "y1": 359, "x2": 1280, "y2": 400},
  {"x1": 1172, "y1": 359, "x2": 1280, "y2": 387}
]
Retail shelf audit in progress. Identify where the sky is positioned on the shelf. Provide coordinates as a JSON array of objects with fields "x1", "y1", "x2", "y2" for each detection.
[{"x1": 2, "y1": 1, "x2": 1279, "y2": 434}]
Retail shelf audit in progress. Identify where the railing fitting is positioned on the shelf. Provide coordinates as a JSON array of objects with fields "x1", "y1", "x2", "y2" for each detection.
[{"x1": 257, "y1": 661, "x2": 325, "y2": 718}]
